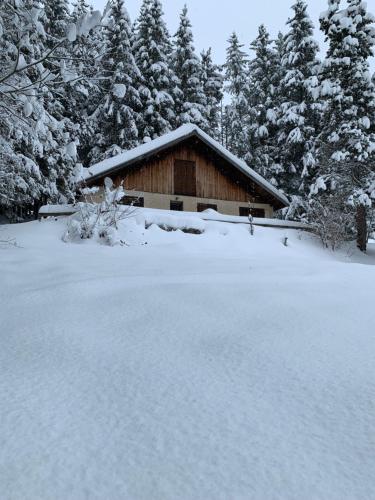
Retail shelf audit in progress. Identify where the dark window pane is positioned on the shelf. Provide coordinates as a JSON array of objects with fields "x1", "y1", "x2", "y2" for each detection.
[
  {"x1": 170, "y1": 200, "x2": 183, "y2": 211},
  {"x1": 121, "y1": 196, "x2": 144, "y2": 207},
  {"x1": 239, "y1": 207, "x2": 265, "y2": 218},
  {"x1": 197, "y1": 203, "x2": 217, "y2": 212}
]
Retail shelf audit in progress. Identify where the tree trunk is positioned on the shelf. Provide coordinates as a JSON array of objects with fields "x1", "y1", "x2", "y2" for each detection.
[
  {"x1": 33, "y1": 199, "x2": 40, "y2": 220},
  {"x1": 356, "y1": 204, "x2": 367, "y2": 252}
]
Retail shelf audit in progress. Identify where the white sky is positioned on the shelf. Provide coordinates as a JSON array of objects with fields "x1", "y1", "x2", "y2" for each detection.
[{"x1": 91, "y1": 0, "x2": 375, "y2": 69}]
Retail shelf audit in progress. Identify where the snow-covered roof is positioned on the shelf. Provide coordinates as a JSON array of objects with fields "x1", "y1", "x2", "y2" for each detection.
[{"x1": 82, "y1": 124, "x2": 289, "y2": 207}]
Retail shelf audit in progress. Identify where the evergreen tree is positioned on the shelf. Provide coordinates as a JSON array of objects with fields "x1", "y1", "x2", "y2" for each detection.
[
  {"x1": 200, "y1": 48, "x2": 223, "y2": 138},
  {"x1": 44, "y1": 0, "x2": 71, "y2": 43},
  {"x1": 71, "y1": 0, "x2": 91, "y2": 22},
  {"x1": 275, "y1": 31, "x2": 287, "y2": 65},
  {"x1": 0, "y1": 1, "x2": 41, "y2": 215},
  {"x1": 66, "y1": 1, "x2": 98, "y2": 118},
  {"x1": 89, "y1": 0, "x2": 142, "y2": 163},
  {"x1": 220, "y1": 104, "x2": 231, "y2": 148},
  {"x1": 0, "y1": 0, "x2": 78, "y2": 217},
  {"x1": 42, "y1": 0, "x2": 72, "y2": 119},
  {"x1": 70, "y1": 2, "x2": 107, "y2": 166},
  {"x1": 39, "y1": 0, "x2": 78, "y2": 200},
  {"x1": 276, "y1": 0, "x2": 321, "y2": 199},
  {"x1": 65, "y1": 0, "x2": 103, "y2": 165},
  {"x1": 224, "y1": 32, "x2": 249, "y2": 158},
  {"x1": 133, "y1": 0, "x2": 176, "y2": 141},
  {"x1": 173, "y1": 5, "x2": 207, "y2": 129},
  {"x1": 247, "y1": 25, "x2": 281, "y2": 182},
  {"x1": 312, "y1": 0, "x2": 375, "y2": 251}
]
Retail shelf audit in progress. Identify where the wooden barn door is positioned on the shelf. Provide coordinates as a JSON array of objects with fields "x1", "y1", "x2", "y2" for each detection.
[{"x1": 174, "y1": 159, "x2": 196, "y2": 196}]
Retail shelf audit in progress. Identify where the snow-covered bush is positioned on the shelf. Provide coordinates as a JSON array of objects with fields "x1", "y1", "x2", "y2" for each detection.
[
  {"x1": 281, "y1": 195, "x2": 309, "y2": 223},
  {"x1": 63, "y1": 178, "x2": 137, "y2": 245}
]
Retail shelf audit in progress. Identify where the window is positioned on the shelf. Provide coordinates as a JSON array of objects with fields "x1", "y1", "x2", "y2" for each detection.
[
  {"x1": 239, "y1": 207, "x2": 265, "y2": 218},
  {"x1": 170, "y1": 200, "x2": 183, "y2": 211},
  {"x1": 120, "y1": 196, "x2": 144, "y2": 207},
  {"x1": 174, "y1": 159, "x2": 196, "y2": 196},
  {"x1": 197, "y1": 203, "x2": 217, "y2": 212}
]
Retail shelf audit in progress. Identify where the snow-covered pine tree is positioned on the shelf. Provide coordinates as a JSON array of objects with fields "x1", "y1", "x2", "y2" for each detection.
[
  {"x1": 42, "y1": 0, "x2": 73, "y2": 120},
  {"x1": 88, "y1": 0, "x2": 142, "y2": 163},
  {"x1": 173, "y1": 5, "x2": 207, "y2": 129},
  {"x1": 224, "y1": 32, "x2": 249, "y2": 158},
  {"x1": 275, "y1": 31, "x2": 287, "y2": 65},
  {"x1": 200, "y1": 48, "x2": 223, "y2": 138},
  {"x1": 65, "y1": 0, "x2": 104, "y2": 165},
  {"x1": 66, "y1": 1, "x2": 96, "y2": 116},
  {"x1": 0, "y1": 0, "x2": 79, "y2": 218},
  {"x1": 247, "y1": 25, "x2": 281, "y2": 182},
  {"x1": 36, "y1": 0, "x2": 79, "y2": 204},
  {"x1": 0, "y1": 1, "x2": 41, "y2": 217},
  {"x1": 70, "y1": 1, "x2": 108, "y2": 166},
  {"x1": 220, "y1": 104, "x2": 231, "y2": 148},
  {"x1": 276, "y1": 0, "x2": 321, "y2": 204},
  {"x1": 133, "y1": 0, "x2": 176, "y2": 141},
  {"x1": 44, "y1": 0, "x2": 71, "y2": 43},
  {"x1": 71, "y1": 0, "x2": 91, "y2": 21},
  {"x1": 311, "y1": 0, "x2": 375, "y2": 251}
]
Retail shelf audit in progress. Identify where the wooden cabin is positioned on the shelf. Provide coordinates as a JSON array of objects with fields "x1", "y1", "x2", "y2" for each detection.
[{"x1": 82, "y1": 125, "x2": 289, "y2": 218}]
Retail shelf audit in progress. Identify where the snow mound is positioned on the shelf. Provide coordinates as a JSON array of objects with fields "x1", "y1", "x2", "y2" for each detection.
[
  {"x1": 142, "y1": 212, "x2": 206, "y2": 234},
  {"x1": 200, "y1": 208, "x2": 218, "y2": 215}
]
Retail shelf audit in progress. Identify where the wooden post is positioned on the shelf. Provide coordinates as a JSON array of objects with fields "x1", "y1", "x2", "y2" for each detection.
[
  {"x1": 356, "y1": 204, "x2": 367, "y2": 252},
  {"x1": 33, "y1": 199, "x2": 40, "y2": 220}
]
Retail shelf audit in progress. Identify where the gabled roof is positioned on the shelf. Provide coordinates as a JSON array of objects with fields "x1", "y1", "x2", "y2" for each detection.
[{"x1": 82, "y1": 124, "x2": 289, "y2": 207}]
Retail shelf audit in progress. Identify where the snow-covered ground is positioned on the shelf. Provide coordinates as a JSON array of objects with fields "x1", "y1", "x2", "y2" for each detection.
[{"x1": 1, "y1": 213, "x2": 375, "y2": 500}]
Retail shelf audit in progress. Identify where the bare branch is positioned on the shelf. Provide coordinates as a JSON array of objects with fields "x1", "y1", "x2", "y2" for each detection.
[{"x1": 0, "y1": 40, "x2": 65, "y2": 86}]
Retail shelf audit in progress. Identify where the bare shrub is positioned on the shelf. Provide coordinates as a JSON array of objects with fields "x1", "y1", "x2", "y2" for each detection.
[{"x1": 308, "y1": 195, "x2": 356, "y2": 251}]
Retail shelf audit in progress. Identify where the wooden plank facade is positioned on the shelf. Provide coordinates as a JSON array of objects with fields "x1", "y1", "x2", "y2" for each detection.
[
  {"x1": 117, "y1": 142, "x2": 252, "y2": 203},
  {"x1": 109, "y1": 137, "x2": 281, "y2": 208}
]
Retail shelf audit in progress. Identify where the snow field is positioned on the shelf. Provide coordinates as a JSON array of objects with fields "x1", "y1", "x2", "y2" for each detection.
[{"x1": 1, "y1": 215, "x2": 375, "y2": 499}]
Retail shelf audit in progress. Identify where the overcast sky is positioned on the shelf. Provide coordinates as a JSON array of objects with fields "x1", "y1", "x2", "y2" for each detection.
[{"x1": 91, "y1": 0, "x2": 375, "y2": 69}]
